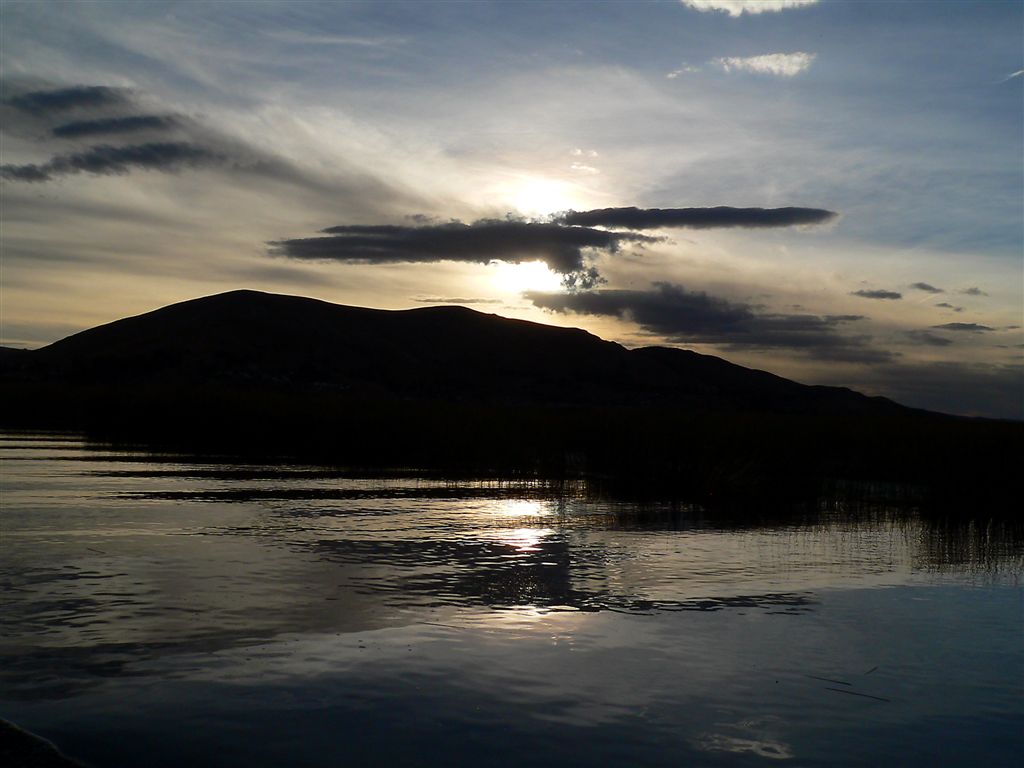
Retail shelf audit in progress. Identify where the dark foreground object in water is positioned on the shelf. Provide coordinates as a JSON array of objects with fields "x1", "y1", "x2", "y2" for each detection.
[
  {"x1": 0, "y1": 720, "x2": 84, "y2": 768},
  {"x1": 1, "y1": 290, "x2": 1020, "y2": 510}
]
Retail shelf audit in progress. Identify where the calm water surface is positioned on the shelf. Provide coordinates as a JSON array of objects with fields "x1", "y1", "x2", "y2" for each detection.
[{"x1": 1, "y1": 434, "x2": 1021, "y2": 766}]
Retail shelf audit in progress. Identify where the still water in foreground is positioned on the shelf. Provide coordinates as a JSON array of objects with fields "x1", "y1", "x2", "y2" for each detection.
[{"x1": 1, "y1": 434, "x2": 1021, "y2": 767}]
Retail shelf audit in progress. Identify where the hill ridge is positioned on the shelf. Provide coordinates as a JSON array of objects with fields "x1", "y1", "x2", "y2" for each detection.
[{"x1": 6, "y1": 289, "x2": 891, "y2": 414}]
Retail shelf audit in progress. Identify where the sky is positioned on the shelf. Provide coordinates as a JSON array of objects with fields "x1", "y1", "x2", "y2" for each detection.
[{"x1": 1, "y1": 0, "x2": 1021, "y2": 418}]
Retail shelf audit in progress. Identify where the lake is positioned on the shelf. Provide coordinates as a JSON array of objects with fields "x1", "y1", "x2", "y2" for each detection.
[{"x1": 1, "y1": 433, "x2": 1021, "y2": 767}]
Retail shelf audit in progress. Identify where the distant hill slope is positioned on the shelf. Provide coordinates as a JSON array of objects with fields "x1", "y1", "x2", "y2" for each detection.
[
  {"x1": 4, "y1": 289, "x2": 895, "y2": 413},
  {"x1": 1, "y1": 290, "x2": 1019, "y2": 507}
]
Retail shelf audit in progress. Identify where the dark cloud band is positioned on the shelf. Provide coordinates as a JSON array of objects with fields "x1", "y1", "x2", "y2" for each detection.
[
  {"x1": 271, "y1": 219, "x2": 659, "y2": 276},
  {"x1": 52, "y1": 115, "x2": 179, "y2": 138},
  {"x1": 1, "y1": 82, "x2": 298, "y2": 187},
  {"x1": 932, "y1": 322, "x2": 993, "y2": 333},
  {"x1": 1, "y1": 142, "x2": 224, "y2": 182},
  {"x1": 556, "y1": 206, "x2": 837, "y2": 230},
  {"x1": 905, "y1": 330, "x2": 953, "y2": 347},
  {"x1": 8, "y1": 85, "x2": 129, "y2": 114},
  {"x1": 526, "y1": 282, "x2": 890, "y2": 363},
  {"x1": 852, "y1": 289, "x2": 902, "y2": 300}
]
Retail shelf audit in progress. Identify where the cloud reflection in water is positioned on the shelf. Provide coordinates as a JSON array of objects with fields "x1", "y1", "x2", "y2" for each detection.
[{"x1": 1, "y1": 436, "x2": 1022, "y2": 767}]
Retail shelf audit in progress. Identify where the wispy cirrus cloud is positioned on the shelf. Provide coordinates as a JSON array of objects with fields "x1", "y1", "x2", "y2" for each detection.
[
  {"x1": 669, "y1": 51, "x2": 816, "y2": 79},
  {"x1": 680, "y1": 0, "x2": 818, "y2": 17},
  {"x1": 714, "y1": 52, "x2": 816, "y2": 77},
  {"x1": 262, "y1": 30, "x2": 406, "y2": 47},
  {"x1": 666, "y1": 64, "x2": 701, "y2": 79},
  {"x1": 910, "y1": 282, "x2": 944, "y2": 294}
]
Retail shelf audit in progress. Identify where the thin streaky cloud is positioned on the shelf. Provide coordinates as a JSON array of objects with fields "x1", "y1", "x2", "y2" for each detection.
[
  {"x1": 714, "y1": 52, "x2": 816, "y2": 77},
  {"x1": 852, "y1": 290, "x2": 902, "y2": 300},
  {"x1": 932, "y1": 322, "x2": 994, "y2": 333},
  {"x1": 413, "y1": 297, "x2": 504, "y2": 305},
  {"x1": 263, "y1": 30, "x2": 407, "y2": 47},
  {"x1": 666, "y1": 65, "x2": 701, "y2": 79},
  {"x1": 909, "y1": 282, "x2": 944, "y2": 294}
]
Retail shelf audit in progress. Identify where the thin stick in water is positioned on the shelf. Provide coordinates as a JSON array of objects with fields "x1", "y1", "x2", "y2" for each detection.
[{"x1": 805, "y1": 674, "x2": 852, "y2": 686}]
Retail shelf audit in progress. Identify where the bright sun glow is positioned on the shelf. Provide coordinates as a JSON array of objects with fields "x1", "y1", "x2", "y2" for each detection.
[
  {"x1": 488, "y1": 173, "x2": 586, "y2": 217},
  {"x1": 492, "y1": 260, "x2": 564, "y2": 293},
  {"x1": 508, "y1": 177, "x2": 578, "y2": 216}
]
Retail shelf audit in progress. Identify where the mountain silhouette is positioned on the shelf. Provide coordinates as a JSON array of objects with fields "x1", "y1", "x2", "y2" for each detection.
[
  {"x1": 4, "y1": 289, "x2": 893, "y2": 411},
  {"x1": 1, "y1": 290, "x2": 1018, "y2": 506}
]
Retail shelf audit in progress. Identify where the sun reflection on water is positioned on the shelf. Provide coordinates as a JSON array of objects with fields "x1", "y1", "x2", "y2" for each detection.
[
  {"x1": 493, "y1": 499, "x2": 549, "y2": 518},
  {"x1": 495, "y1": 527, "x2": 555, "y2": 552},
  {"x1": 3, "y1": 435, "x2": 1024, "y2": 768}
]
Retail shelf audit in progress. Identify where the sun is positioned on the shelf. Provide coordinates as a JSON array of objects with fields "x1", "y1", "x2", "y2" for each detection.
[
  {"x1": 480, "y1": 172, "x2": 595, "y2": 293},
  {"x1": 488, "y1": 173, "x2": 586, "y2": 217},
  {"x1": 492, "y1": 260, "x2": 564, "y2": 293},
  {"x1": 508, "y1": 177, "x2": 578, "y2": 216}
]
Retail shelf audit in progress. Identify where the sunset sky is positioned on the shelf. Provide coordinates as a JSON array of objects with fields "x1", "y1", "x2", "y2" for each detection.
[{"x1": 1, "y1": 0, "x2": 1021, "y2": 417}]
